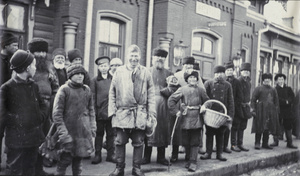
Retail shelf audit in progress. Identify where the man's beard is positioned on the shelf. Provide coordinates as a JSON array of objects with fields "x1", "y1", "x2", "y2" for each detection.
[
  {"x1": 36, "y1": 55, "x2": 49, "y2": 72},
  {"x1": 54, "y1": 62, "x2": 65, "y2": 69}
]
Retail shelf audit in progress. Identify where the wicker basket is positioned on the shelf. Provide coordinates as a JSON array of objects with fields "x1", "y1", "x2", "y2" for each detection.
[{"x1": 202, "y1": 100, "x2": 231, "y2": 128}]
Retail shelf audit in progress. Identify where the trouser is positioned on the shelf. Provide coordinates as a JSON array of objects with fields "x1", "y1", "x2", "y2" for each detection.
[
  {"x1": 115, "y1": 128, "x2": 145, "y2": 169},
  {"x1": 255, "y1": 130, "x2": 269, "y2": 146},
  {"x1": 223, "y1": 127, "x2": 230, "y2": 149},
  {"x1": 6, "y1": 146, "x2": 39, "y2": 176},
  {"x1": 95, "y1": 120, "x2": 115, "y2": 157},
  {"x1": 205, "y1": 126, "x2": 226, "y2": 156},
  {"x1": 56, "y1": 152, "x2": 82, "y2": 176},
  {"x1": 182, "y1": 128, "x2": 201, "y2": 163},
  {"x1": 231, "y1": 117, "x2": 248, "y2": 146},
  {"x1": 143, "y1": 140, "x2": 167, "y2": 161},
  {"x1": 199, "y1": 125, "x2": 204, "y2": 148}
]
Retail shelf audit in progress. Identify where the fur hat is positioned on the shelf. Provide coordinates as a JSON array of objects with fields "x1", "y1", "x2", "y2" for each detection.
[
  {"x1": 67, "y1": 64, "x2": 85, "y2": 79},
  {"x1": 95, "y1": 56, "x2": 110, "y2": 65},
  {"x1": 153, "y1": 48, "x2": 168, "y2": 58},
  {"x1": 274, "y1": 73, "x2": 286, "y2": 81},
  {"x1": 184, "y1": 71, "x2": 199, "y2": 83},
  {"x1": 110, "y1": 58, "x2": 123, "y2": 66},
  {"x1": 68, "y1": 49, "x2": 82, "y2": 63},
  {"x1": 1, "y1": 33, "x2": 18, "y2": 48},
  {"x1": 241, "y1": 63, "x2": 251, "y2": 71},
  {"x1": 52, "y1": 48, "x2": 66, "y2": 58},
  {"x1": 261, "y1": 73, "x2": 272, "y2": 81},
  {"x1": 182, "y1": 56, "x2": 195, "y2": 65},
  {"x1": 10, "y1": 50, "x2": 34, "y2": 73},
  {"x1": 27, "y1": 38, "x2": 48, "y2": 53},
  {"x1": 214, "y1": 65, "x2": 225, "y2": 73},
  {"x1": 225, "y1": 61, "x2": 234, "y2": 70}
]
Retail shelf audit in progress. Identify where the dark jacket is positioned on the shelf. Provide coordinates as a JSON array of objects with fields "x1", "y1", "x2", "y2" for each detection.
[
  {"x1": 90, "y1": 72, "x2": 112, "y2": 120},
  {"x1": 226, "y1": 76, "x2": 243, "y2": 119},
  {"x1": 238, "y1": 76, "x2": 252, "y2": 119},
  {"x1": 204, "y1": 78, "x2": 234, "y2": 119},
  {"x1": 275, "y1": 84, "x2": 295, "y2": 119},
  {"x1": 0, "y1": 75, "x2": 46, "y2": 148},
  {"x1": 54, "y1": 68, "x2": 67, "y2": 86},
  {"x1": 0, "y1": 53, "x2": 12, "y2": 85}
]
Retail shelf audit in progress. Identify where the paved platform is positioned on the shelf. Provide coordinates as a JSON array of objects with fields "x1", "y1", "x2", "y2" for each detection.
[{"x1": 1, "y1": 119, "x2": 299, "y2": 176}]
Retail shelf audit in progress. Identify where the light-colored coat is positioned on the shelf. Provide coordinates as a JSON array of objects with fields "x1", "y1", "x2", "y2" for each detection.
[{"x1": 108, "y1": 65, "x2": 156, "y2": 129}]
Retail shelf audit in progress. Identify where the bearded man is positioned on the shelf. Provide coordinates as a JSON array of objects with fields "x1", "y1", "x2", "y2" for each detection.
[{"x1": 52, "y1": 48, "x2": 67, "y2": 86}]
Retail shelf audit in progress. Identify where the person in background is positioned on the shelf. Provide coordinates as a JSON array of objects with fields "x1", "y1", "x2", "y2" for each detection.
[
  {"x1": 231, "y1": 63, "x2": 252, "y2": 152},
  {"x1": 224, "y1": 61, "x2": 243, "y2": 153},
  {"x1": 90, "y1": 56, "x2": 116, "y2": 164},
  {"x1": 108, "y1": 44, "x2": 155, "y2": 176},
  {"x1": 67, "y1": 48, "x2": 90, "y2": 86},
  {"x1": 251, "y1": 73, "x2": 280, "y2": 150},
  {"x1": 293, "y1": 89, "x2": 300, "y2": 139},
  {"x1": 168, "y1": 71, "x2": 209, "y2": 172},
  {"x1": 142, "y1": 48, "x2": 172, "y2": 166},
  {"x1": 109, "y1": 57, "x2": 123, "y2": 75},
  {"x1": 52, "y1": 48, "x2": 67, "y2": 86},
  {"x1": 28, "y1": 38, "x2": 59, "y2": 174},
  {"x1": 270, "y1": 73, "x2": 297, "y2": 149},
  {"x1": 52, "y1": 64, "x2": 96, "y2": 175},
  {"x1": 201, "y1": 65, "x2": 234, "y2": 162},
  {"x1": 0, "y1": 50, "x2": 47, "y2": 175}
]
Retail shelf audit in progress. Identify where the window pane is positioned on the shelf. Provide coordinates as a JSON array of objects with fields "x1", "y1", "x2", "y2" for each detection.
[
  {"x1": 99, "y1": 43, "x2": 108, "y2": 56},
  {"x1": 110, "y1": 21, "x2": 119, "y2": 44},
  {"x1": 110, "y1": 46, "x2": 120, "y2": 58},
  {"x1": 99, "y1": 20, "x2": 110, "y2": 42},
  {"x1": 192, "y1": 36, "x2": 202, "y2": 52},
  {"x1": 7, "y1": 5, "x2": 24, "y2": 30},
  {"x1": 203, "y1": 38, "x2": 212, "y2": 54},
  {"x1": 0, "y1": 5, "x2": 5, "y2": 26}
]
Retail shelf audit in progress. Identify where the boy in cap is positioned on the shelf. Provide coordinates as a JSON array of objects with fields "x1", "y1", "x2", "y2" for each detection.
[
  {"x1": 0, "y1": 50, "x2": 47, "y2": 175},
  {"x1": 67, "y1": 48, "x2": 91, "y2": 86},
  {"x1": 52, "y1": 64, "x2": 96, "y2": 175},
  {"x1": 90, "y1": 56, "x2": 116, "y2": 164},
  {"x1": 231, "y1": 63, "x2": 252, "y2": 152},
  {"x1": 109, "y1": 58, "x2": 123, "y2": 75},
  {"x1": 168, "y1": 71, "x2": 209, "y2": 171},
  {"x1": 201, "y1": 65, "x2": 234, "y2": 162},
  {"x1": 251, "y1": 73, "x2": 280, "y2": 150},
  {"x1": 52, "y1": 48, "x2": 67, "y2": 86},
  {"x1": 142, "y1": 48, "x2": 172, "y2": 166},
  {"x1": 270, "y1": 73, "x2": 297, "y2": 148}
]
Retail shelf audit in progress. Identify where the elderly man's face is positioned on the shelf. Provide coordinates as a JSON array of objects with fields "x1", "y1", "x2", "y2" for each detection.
[
  {"x1": 153, "y1": 56, "x2": 165, "y2": 69},
  {"x1": 263, "y1": 78, "x2": 271, "y2": 86},
  {"x1": 128, "y1": 51, "x2": 140, "y2": 69},
  {"x1": 33, "y1": 51, "x2": 47, "y2": 58},
  {"x1": 241, "y1": 70, "x2": 250, "y2": 77},
  {"x1": 53, "y1": 55, "x2": 65, "y2": 69}
]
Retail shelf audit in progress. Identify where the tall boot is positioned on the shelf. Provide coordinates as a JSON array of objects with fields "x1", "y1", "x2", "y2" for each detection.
[
  {"x1": 157, "y1": 147, "x2": 170, "y2": 165},
  {"x1": 141, "y1": 145, "x2": 152, "y2": 165},
  {"x1": 188, "y1": 146, "x2": 198, "y2": 172},
  {"x1": 132, "y1": 146, "x2": 145, "y2": 176},
  {"x1": 262, "y1": 131, "x2": 272, "y2": 149},
  {"x1": 286, "y1": 130, "x2": 298, "y2": 149},
  {"x1": 200, "y1": 133, "x2": 213, "y2": 160},
  {"x1": 237, "y1": 130, "x2": 249, "y2": 151},
  {"x1": 92, "y1": 135, "x2": 103, "y2": 164},
  {"x1": 223, "y1": 128, "x2": 231, "y2": 153},
  {"x1": 171, "y1": 145, "x2": 178, "y2": 162},
  {"x1": 109, "y1": 144, "x2": 126, "y2": 176},
  {"x1": 255, "y1": 133, "x2": 262, "y2": 149},
  {"x1": 270, "y1": 135, "x2": 279, "y2": 147},
  {"x1": 106, "y1": 125, "x2": 116, "y2": 162},
  {"x1": 216, "y1": 131, "x2": 227, "y2": 161}
]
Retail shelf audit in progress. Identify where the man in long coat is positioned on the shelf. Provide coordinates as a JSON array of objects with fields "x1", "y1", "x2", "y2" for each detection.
[
  {"x1": 251, "y1": 73, "x2": 280, "y2": 150},
  {"x1": 270, "y1": 73, "x2": 297, "y2": 148},
  {"x1": 293, "y1": 89, "x2": 300, "y2": 138},
  {"x1": 108, "y1": 45, "x2": 156, "y2": 176},
  {"x1": 142, "y1": 48, "x2": 172, "y2": 166}
]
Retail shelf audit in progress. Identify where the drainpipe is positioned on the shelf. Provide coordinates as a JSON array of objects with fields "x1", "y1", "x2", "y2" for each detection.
[
  {"x1": 146, "y1": 0, "x2": 154, "y2": 68},
  {"x1": 255, "y1": 20, "x2": 270, "y2": 86},
  {"x1": 84, "y1": 0, "x2": 94, "y2": 71}
]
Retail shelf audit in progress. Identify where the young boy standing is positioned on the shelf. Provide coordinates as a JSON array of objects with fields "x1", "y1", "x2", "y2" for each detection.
[
  {"x1": 90, "y1": 56, "x2": 116, "y2": 164},
  {"x1": 168, "y1": 71, "x2": 209, "y2": 172},
  {"x1": 52, "y1": 65, "x2": 96, "y2": 175}
]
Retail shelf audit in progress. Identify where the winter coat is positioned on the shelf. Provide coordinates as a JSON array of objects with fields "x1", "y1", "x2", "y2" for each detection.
[
  {"x1": 108, "y1": 64, "x2": 156, "y2": 130},
  {"x1": 54, "y1": 68, "x2": 67, "y2": 86},
  {"x1": 275, "y1": 84, "x2": 295, "y2": 120},
  {"x1": 0, "y1": 53, "x2": 12, "y2": 85},
  {"x1": 147, "y1": 67, "x2": 172, "y2": 147},
  {"x1": 226, "y1": 76, "x2": 243, "y2": 119},
  {"x1": 204, "y1": 78, "x2": 234, "y2": 119},
  {"x1": 238, "y1": 76, "x2": 252, "y2": 119},
  {"x1": 293, "y1": 90, "x2": 300, "y2": 138},
  {"x1": 0, "y1": 74, "x2": 46, "y2": 148},
  {"x1": 90, "y1": 72, "x2": 112, "y2": 120},
  {"x1": 52, "y1": 80, "x2": 96, "y2": 157},
  {"x1": 251, "y1": 84, "x2": 280, "y2": 134},
  {"x1": 168, "y1": 84, "x2": 209, "y2": 129}
]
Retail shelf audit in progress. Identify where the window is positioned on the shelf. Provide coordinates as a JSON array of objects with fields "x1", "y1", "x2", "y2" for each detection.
[
  {"x1": 192, "y1": 34, "x2": 214, "y2": 55},
  {"x1": 98, "y1": 18, "x2": 124, "y2": 59},
  {"x1": 0, "y1": 3, "x2": 25, "y2": 31}
]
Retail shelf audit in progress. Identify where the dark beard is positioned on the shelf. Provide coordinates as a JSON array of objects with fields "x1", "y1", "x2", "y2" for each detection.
[{"x1": 35, "y1": 55, "x2": 49, "y2": 72}]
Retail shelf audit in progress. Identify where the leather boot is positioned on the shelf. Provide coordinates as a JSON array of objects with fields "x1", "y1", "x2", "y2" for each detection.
[
  {"x1": 141, "y1": 145, "x2": 152, "y2": 165},
  {"x1": 109, "y1": 144, "x2": 126, "y2": 176},
  {"x1": 262, "y1": 131, "x2": 272, "y2": 149},
  {"x1": 189, "y1": 146, "x2": 198, "y2": 164},
  {"x1": 157, "y1": 147, "x2": 170, "y2": 166},
  {"x1": 170, "y1": 145, "x2": 178, "y2": 162},
  {"x1": 254, "y1": 133, "x2": 262, "y2": 149},
  {"x1": 91, "y1": 152, "x2": 102, "y2": 164},
  {"x1": 231, "y1": 129, "x2": 240, "y2": 152},
  {"x1": 92, "y1": 135, "x2": 103, "y2": 164},
  {"x1": 200, "y1": 133, "x2": 213, "y2": 160},
  {"x1": 216, "y1": 131, "x2": 227, "y2": 161},
  {"x1": 109, "y1": 163, "x2": 125, "y2": 176},
  {"x1": 132, "y1": 146, "x2": 144, "y2": 176},
  {"x1": 223, "y1": 128, "x2": 231, "y2": 153},
  {"x1": 270, "y1": 136, "x2": 279, "y2": 147},
  {"x1": 286, "y1": 130, "x2": 298, "y2": 149},
  {"x1": 237, "y1": 130, "x2": 249, "y2": 151}
]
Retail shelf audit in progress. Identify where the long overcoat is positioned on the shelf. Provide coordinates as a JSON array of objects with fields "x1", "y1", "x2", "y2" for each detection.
[
  {"x1": 52, "y1": 80, "x2": 96, "y2": 157},
  {"x1": 293, "y1": 90, "x2": 300, "y2": 138},
  {"x1": 251, "y1": 84, "x2": 280, "y2": 134},
  {"x1": 275, "y1": 84, "x2": 295, "y2": 122},
  {"x1": 108, "y1": 65, "x2": 156, "y2": 130}
]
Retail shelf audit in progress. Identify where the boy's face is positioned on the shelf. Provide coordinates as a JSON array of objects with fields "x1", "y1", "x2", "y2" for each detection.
[
  {"x1": 71, "y1": 73, "x2": 84, "y2": 84},
  {"x1": 277, "y1": 77, "x2": 285, "y2": 86},
  {"x1": 98, "y1": 62, "x2": 110, "y2": 74},
  {"x1": 214, "y1": 72, "x2": 225, "y2": 79},
  {"x1": 187, "y1": 75, "x2": 198, "y2": 85},
  {"x1": 72, "y1": 58, "x2": 83, "y2": 65},
  {"x1": 5, "y1": 42, "x2": 18, "y2": 55}
]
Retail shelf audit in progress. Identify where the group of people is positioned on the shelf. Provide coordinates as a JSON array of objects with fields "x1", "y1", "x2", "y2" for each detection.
[{"x1": 0, "y1": 32, "x2": 300, "y2": 176}]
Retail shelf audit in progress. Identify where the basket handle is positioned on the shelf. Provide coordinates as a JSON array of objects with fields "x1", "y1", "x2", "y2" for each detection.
[{"x1": 202, "y1": 99, "x2": 227, "y2": 115}]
